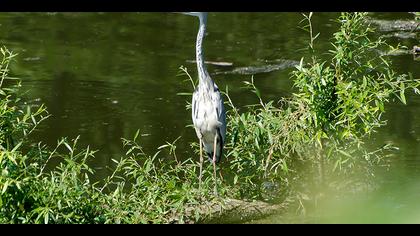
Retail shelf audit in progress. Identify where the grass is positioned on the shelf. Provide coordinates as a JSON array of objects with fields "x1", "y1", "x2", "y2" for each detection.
[{"x1": 0, "y1": 46, "x2": 229, "y2": 223}]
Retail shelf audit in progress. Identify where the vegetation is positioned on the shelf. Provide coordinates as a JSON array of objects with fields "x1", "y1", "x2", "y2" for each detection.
[
  {"x1": 220, "y1": 12, "x2": 420, "y2": 202},
  {"x1": 0, "y1": 47, "x2": 228, "y2": 223},
  {"x1": 1, "y1": 12, "x2": 419, "y2": 223}
]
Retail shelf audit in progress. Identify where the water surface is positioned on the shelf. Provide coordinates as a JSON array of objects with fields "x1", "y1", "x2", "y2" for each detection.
[{"x1": 1, "y1": 12, "x2": 419, "y2": 223}]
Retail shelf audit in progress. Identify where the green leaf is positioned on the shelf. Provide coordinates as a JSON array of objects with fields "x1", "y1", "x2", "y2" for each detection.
[
  {"x1": 2, "y1": 181, "x2": 9, "y2": 194},
  {"x1": 176, "y1": 92, "x2": 192, "y2": 96},
  {"x1": 64, "y1": 142, "x2": 73, "y2": 154},
  {"x1": 254, "y1": 87, "x2": 261, "y2": 99},
  {"x1": 44, "y1": 211, "x2": 49, "y2": 224},
  {"x1": 400, "y1": 82, "x2": 406, "y2": 105},
  {"x1": 134, "y1": 129, "x2": 140, "y2": 141},
  {"x1": 338, "y1": 149, "x2": 352, "y2": 158}
]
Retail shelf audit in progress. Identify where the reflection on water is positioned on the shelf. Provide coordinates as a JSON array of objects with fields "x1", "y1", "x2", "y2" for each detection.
[{"x1": 0, "y1": 12, "x2": 419, "y2": 223}]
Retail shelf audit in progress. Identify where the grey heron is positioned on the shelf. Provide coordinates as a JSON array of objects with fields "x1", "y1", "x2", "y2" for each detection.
[{"x1": 183, "y1": 12, "x2": 226, "y2": 194}]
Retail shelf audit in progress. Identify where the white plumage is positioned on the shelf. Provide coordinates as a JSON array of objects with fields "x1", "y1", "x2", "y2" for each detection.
[{"x1": 192, "y1": 80, "x2": 226, "y2": 163}]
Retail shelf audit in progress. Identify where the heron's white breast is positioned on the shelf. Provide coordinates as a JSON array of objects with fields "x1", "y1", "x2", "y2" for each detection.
[{"x1": 193, "y1": 96, "x2": 220, "y2": 134}]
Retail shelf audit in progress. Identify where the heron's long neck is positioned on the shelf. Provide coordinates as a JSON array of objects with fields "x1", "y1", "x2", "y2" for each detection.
[{"x1": 196, "y1": 22, "x2": 213, "y2": 89}]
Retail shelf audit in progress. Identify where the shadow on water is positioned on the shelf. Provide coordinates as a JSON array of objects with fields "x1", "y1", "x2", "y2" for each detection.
[{"x1": 0, "y1": 12, "x2": 419, "y2": 222}]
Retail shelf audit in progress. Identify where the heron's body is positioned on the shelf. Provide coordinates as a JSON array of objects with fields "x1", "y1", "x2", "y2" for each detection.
[
  {"x1": 186, "y1": 12, "x2": 226, "y2": 193},
  {"x1": 192, "y1": 77, "x2": 225, "y2": 163}
]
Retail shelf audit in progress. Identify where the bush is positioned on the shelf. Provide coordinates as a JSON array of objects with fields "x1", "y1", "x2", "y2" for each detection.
[
  {"x1": 0, "y1": 47, "x2": 228, "y2": 224},
  {"x1": 221, "y1": 12, "x2": 420, "y2": 200}
]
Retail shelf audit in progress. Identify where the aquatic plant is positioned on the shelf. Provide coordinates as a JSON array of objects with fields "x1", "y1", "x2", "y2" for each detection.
[
  {"x1": 218, "y1": 12, "x2": 420, "y2": 201},
  {"x1": 292, "y1": 12, "x2": 419, "y2": 171}
]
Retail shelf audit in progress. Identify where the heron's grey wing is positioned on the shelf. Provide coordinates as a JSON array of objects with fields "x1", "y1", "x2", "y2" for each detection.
[{"x1": 212, "y1": 84, "x2": 226, "y2": 143}]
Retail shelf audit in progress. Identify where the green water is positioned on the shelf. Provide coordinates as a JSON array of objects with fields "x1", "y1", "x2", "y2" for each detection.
[{"x1": 0, "y1": 12, "x2": 419, "y2": 223}]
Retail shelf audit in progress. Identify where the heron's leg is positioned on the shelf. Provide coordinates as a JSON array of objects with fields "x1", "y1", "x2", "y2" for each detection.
[
  {"x1": 199, "y1": 138, "x2": 204, "y2": 189},
  {"x1": 219, "y1": 164, "x2": 224, "y2": 182},
  {"x1": 212, "y1": 135, "x2": 218, "y2": 196}
]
